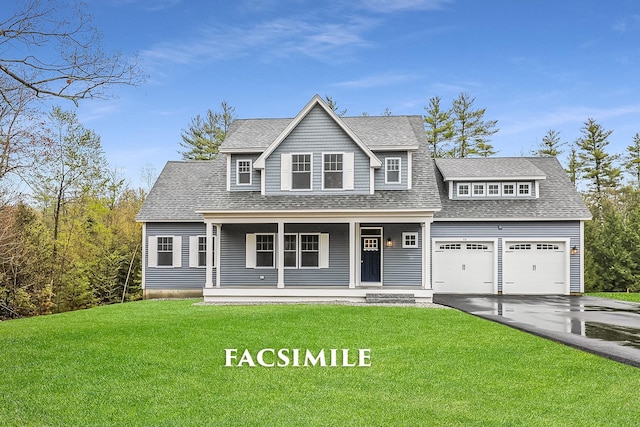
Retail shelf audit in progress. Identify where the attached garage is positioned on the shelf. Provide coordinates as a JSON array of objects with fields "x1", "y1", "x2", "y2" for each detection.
[
  {"x1": 502, "y1": 240, "x2": 569, "y2": 294},
  {"x1": 432, "y1": 240, "x2": 496, "y2": 293}
]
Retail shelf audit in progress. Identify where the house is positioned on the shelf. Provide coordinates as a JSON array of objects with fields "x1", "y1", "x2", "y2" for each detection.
[{"x1": 136, "y1": 95, "x2": 591, "y2": 302}]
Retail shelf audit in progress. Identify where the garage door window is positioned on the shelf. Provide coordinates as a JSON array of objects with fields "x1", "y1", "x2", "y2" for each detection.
[
  {"x1": 439, "y1": 243, "x2": 461, "y2": 250},
  {"x1": 466, "y1": 243, "x2": 488, "y2": 250},
  {"x1": 509, "y1": 243, "x2": 531, "y2": 250},
  {"x1": 537, "y1": 243, "x2": 559, "y2": 250}
]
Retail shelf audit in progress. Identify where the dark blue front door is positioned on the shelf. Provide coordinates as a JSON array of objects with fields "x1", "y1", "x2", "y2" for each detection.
[{"x1": 361, "y1": 237, "x2": 381, "y2": 282}]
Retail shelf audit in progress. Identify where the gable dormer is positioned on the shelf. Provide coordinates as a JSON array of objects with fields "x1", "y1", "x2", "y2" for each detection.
[{"x1": 434, "y1": 158, "x2": 547, "y2": 199}]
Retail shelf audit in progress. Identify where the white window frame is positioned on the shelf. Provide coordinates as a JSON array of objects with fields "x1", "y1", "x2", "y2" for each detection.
[
  {"x1": 502, "y1": 182, "x2": 516, "y2": 196},
  {"x1": 157, "y1": 236, "x2": 174, "y2": 267},
  {"x1": 284, "y1": 233, "x2": 298, "y2": 269},
  {"x1": 456, "y1": 182, "x2": 471, "y2": 197},
  {"x1": 189, "y1": 235, "x2": 216, "y2": 268},
  {"x1": 517, "y1": 182, "x2": 531, "y2": 197},
  {"x1": 385, "y1": 157, "x2": 401, "y2": 184},
  {"x1": 299, "y1": 233, "x2": 321, "y2": 269},
  {"x1": 402, "y1": 232, "x2": 419, "y2": 249},
  {"x1": 291, "y1": 153, "x2": 313, "y2": 191},
  {"x1": 236, "y1": 159, "x2": 252, "y2": 186},
  {"x1": 323, "y1": 152, "x2": 344, "y2": 190},
  {"x1": 255, "y1": 233, "x2": 276, "y2": 269},
  {"x1": 487, "y1": 183, "x2": 501, "y2": 196},
  {"x1": 472, "y1": 182, "x2": 486, "y2": 197},
  {"x1": 148, "y1": 235, "x2": 182, "y2": 268}
]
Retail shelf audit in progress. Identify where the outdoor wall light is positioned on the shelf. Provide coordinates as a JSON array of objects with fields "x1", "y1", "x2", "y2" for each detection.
[
  {"x1": 386, "y1": 237, "x2": 393, "y2": 248},
  {"x1": 570, "y1": 246, "x2": 579, "y2": 255}
]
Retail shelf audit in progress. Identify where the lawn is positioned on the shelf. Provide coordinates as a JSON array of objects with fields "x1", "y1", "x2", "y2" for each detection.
[
  {"x1": 587, "y1": 292, "x2": 640, "y2": 303},
  {"x1": 1, "y1": 300, "x2": 639, "y2": 426}
]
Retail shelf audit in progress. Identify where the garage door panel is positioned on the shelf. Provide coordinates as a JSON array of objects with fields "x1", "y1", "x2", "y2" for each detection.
[
  {"x1": 433, "y1": 241, "x2": 494, "y2": 294},
  {"x1": 503, "y1": 241, "x2": 566, "y2": 294}
]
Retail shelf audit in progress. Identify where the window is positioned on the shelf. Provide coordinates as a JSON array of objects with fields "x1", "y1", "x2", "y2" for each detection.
[
  {"x1": 385, "y1": 158, "x2": 401, "y2": 184},
  {"x1": 473, "y1": 183, "x2": 485, "y2": 196},
  {"x1": 537, "y1": 243, "x2": 559, "y2": 250},
  {"x1": 439, "y1": 243, "x2": 461, "y2": 250},
  {"x1": 300, "y1": 234, "x2": 319, "y2": 267},
  {"x1": 284, "y1": 234, "x2": 297, "y2": 268},
  {"x1": 292, "y1": 154, "x2": 312, "y2": 190},
  {"x1": 503, "y1": 183, "x2": 515, "y2": 196},
  {"x1": 323, "y1": 153, "x2": 343, "y2": 189},
  {"x1": 457, "y1": 183, "x2": 470, "y2": 197},
  {"x1": 488, "y1": 183, "x2": 500, "y2": 196},
  {"x1": 190, "y1": 235, "x2": 215, "y2": 268},
  {"x1": 466, "y1": 243, "x2": 488, "y2": 250},
  {"x1": 237, "y1": 159, "x2": 252, "y2": 185},
  {"x1": 198, "y1": 237, "x2": 207, "y2": 266},
  {"x1": 256, "y1": 234, "x2": 275, "y2": 268},
  {"x1": 402, "y1": 232, "x2": 418, "y2": 248},
  {"x1": 157, "y1": 237, "x2": 173, "y2": 266},
  {"x1": 509, "y1": 244, "x2": 531, "y2": 250},
  {"x1": 518, "y1": 182, "x2": 531, "y2": 196}
]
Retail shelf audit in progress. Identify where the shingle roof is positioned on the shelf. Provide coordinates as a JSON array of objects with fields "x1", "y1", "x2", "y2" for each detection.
[
  {"x1": 435, "y1": 157, "x2": 547, "y2": 180},
  {"x1": 434, "y1": 157, "x2": 591, "y2": 220},
  {"x1": 136, "y1": 115, "x2": 442, "y2": 222},
  {"x1": 222, "y1": 115, "x2": 423, "y2": 152}
]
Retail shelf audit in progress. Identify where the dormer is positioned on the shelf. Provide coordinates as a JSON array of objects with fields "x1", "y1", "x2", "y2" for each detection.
[{"x1": 434, "y1": 158, "x2": 547, "y2": 200}]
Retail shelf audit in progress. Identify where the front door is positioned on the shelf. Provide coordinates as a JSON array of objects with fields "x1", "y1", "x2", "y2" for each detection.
[{"x1": 361, "y1": 236, "x2": 381, "y2": 282}]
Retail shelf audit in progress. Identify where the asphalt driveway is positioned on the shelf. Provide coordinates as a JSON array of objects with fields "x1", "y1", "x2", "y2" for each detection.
[{"x1": 433, "y1": 294, "x2": 640, "y2": 368}]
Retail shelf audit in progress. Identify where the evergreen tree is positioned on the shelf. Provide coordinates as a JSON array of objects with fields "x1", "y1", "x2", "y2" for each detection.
[
  {"x1": 623, "y1": 133, "x2": 640, "y2": 187},
  {"x1": 565, "y1": 144, "x2": 581, "y2": 186},
  {"x1": 179, "y1": 101, "x2": 235, "y2": 160},
  {"x1": 533, "y1": 129, "x2": 565, "y2": 157},
  {"x1": 323, "y1": 95, "x2": 347, "y2": 116},
  {"x1": 449, "y1": 92, "x2": 499, "y2": 157},
  {"x1": 575, "y1": 117, "x2": 620, "y2": 198},
  {"x1": 423, "y1": 96, "x2": 453, "y2": 158}
]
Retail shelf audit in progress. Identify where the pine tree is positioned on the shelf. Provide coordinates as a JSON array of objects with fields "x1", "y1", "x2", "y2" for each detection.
[
  {"x1": 449, "y1": 92, "x2": 498, "y2": 157},
  {"x1": 623, "y1": 133, "x2": 640, "y2": 187},
  {"x1": 179, "y1": 101, "x2": 235, "y2": 160},
  {"x1": 575, "y1": 117, "x2": 620, "y2": 198},
  {"x1": 565, "y1": 144, "x2": 581, "y2": 186},
  {"x1": 423, "y1": 96, "x2": 453, "y2": 158},
  {"x1": 533, "y1": 129, "x2": 565, "y2": 157}
]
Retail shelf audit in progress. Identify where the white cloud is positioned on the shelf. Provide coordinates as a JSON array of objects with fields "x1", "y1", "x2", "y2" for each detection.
[
  {"x1": 355, "y1": 0, "x2": 453, "y2": 13},
  {"x1": 332, "y1": 73, "x2": 418, "y2": 89}
]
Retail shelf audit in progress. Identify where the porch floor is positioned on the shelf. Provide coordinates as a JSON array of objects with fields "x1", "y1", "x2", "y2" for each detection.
[{"x1": 203, "y1": 287, "x2": 433, "y2": 303}]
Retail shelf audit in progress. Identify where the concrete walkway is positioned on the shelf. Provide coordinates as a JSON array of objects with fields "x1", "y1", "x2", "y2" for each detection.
[{"x1": 433, "y1": 294, "x2": 640, "y2": 368}]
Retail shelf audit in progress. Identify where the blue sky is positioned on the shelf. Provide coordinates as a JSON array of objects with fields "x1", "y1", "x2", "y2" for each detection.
[{"x1": 70, "y1": 0, "x2": 640, "y2": 188}]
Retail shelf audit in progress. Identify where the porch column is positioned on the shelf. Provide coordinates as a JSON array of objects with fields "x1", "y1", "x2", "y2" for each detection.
[
  {"x1": 205, "y1": 221, "x2": 214, "y2": 288},
  {"x1": 215, "y1": 224, "x2": 221, "y2": 288},
  {"x1": 349, "y1": 220, "x2": 356, "y2": 288},
  {"x1": 277, "y1": 221, "x2": 285, "y2": 288},
  {"x1": 421, "y1": 221, "x2": 430, "y2": 289}
]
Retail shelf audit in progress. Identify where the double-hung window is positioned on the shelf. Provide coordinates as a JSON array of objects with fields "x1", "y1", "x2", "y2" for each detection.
[
  {"x1": 292, "y1": 154, "x2": 312, "y2": 190},
  {"x1": 157, "y1": 237, "x2": 173, "y2": 266},
  {"x1": 256, "y1": 234, "x2": 275, "y2": 268},
  {"x1": 385, "y1": 158, "x2": 401, "y2": 184},
  {"x1": 323, "y1": 153, "x2": 343, "y2": 189},
  {"x1": 300, "y1": 234, "x2": 320, "y2": 268},
  {"x1": 237, "y1": 159, "x2": 252, "y2": 185},
  {"x1": 284, "y1": 234, "x2": 297, "y2": 268}
]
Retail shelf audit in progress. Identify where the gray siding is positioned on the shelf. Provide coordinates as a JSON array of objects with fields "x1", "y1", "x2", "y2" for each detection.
[
  {"x1": 382, "y1": 223, "x2": 422, "y2": 286},
  {"x1": 284, "y1": 224, "x2": 349, "y2": 286},
  {"x1": 431, "y1": 221, "x2": 582, "y2": 293},
  {"x1": 264, "y1": 105, "x2": 371, "y2": 195},
  {"x1": 229, "y1": 154, "x2": 261, "y2": 192},
  {"x1": 145, "y1": 222, "x2": 216, "y2": 290},
  {"x1": 220, "y1": 224, "x2": 278, "y2": 287},
  {"x1": 373, "y1": 151, "x2": 409, "y2": 190}
]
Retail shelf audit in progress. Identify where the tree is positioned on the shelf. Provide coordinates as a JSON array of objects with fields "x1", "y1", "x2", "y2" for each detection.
[
  {"x1": 449, "y1": 92, "x2": 499, "y2": 158},
  {"x1": 179, "y1": 101, "x2": 235, "y2": 160},
  {"x1": 575, "y1": 118, "x2": 620, "y2": 199},
  {"x1": 565, "y1": 144, "x2": 581, "y2": 186},
  {"x1": 0, "y1": 0, "x2": 144, "y2": 109},
  {"x1": 423, "y1": 96, "x2": 453, "y2": 158},
  {"x1": 533, "y1": 129, "x2": 565, "y2": 157},
  {"x1": 324, "y1": 95, "x2": 347, "y2": 116},
  {"x1": 623, "y1": 133, "x2": 640, "y2": 187}
]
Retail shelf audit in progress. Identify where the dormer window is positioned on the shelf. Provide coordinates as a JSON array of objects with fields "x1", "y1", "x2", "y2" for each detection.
[
  {"x1": 503, "y1": 183, "x2": 515, "y2": 196},
  {"x1": 518, "y1": 183, "x2": 531, "y2": 196},
  {"x1": 457, "y1": 183, "x2": 470, "y2": 197},
  {"x1": 472, "y1": 183, "x2": 485, "y2": 196},
  {"x1": 488, "y1": 183, "x2": 500, "y2": 196},
  {"x1": 385, "y1": 157, "x2": 401, "y2": 184},
  {"x1": 237, "y1": 159, "x2": 252, "y2": 185}
]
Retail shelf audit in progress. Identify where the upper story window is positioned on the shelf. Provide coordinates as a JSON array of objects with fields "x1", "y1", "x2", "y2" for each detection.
[
  {"x1": 323, "y1": 153, "x2": 343, "y2": 189},
  {"x1": 488, "y1": 183, "x2": 500, "y2": 196},
  {"x1": 502, "y1": 183, "x2": 515, "y2": 196},
  {"x1": 472, "y1": 183, "x2": 485, "y2": 196},
  {"x1": 385, "y1": 157, "x2": 401, "y2": 184},
  {"x1": 237, "y1": 159, "x2": 252, "y2": 185},
  {"x1": 457, "y1": 183, "x2": 470, "y2": 197},
  {"x1": 292, "y1": 154, "x2": 312, "y2": 190},
  {"x1": 518, "y1": 182, "x2": 531, "y2": 196}
]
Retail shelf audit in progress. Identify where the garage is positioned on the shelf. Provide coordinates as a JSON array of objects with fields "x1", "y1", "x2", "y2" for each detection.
[
  {"x1": 502, "y1": 241, "x2": 568, "y2": 294},
  {"x1": 433, "y1": 240, "x2": 495, "y2": 293}
]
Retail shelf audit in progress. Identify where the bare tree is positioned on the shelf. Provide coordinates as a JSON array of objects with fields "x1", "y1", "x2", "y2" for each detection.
[{"x1": 0, "y1": 0, "x2": 144, "y2": 109}]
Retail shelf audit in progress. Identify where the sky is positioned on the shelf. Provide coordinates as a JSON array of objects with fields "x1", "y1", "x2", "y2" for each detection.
[{"x1": 51, "y1": 0, "x2": 640, "y2": 188}]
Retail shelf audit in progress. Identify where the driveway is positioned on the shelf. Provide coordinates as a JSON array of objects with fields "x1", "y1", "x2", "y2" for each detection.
[{"x1": 433, "y1": 294, "x2": 640, "y2": 368}]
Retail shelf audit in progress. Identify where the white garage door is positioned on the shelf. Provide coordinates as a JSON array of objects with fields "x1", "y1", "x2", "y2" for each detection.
[
  {"x1": 503, "y1": 242, "x2": 567, "y2": 294},
  {"x1": 433, "y1": 241, "x2": 495, "y2": 293}
]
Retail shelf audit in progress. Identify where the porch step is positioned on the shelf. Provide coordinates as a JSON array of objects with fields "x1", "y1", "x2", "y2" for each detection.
[{"x1": 365, "y1": 293, "x2": 415, "y2": 304}]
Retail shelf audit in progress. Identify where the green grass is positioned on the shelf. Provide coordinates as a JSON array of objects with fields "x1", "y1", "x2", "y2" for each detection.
[
  {"x1": 587, "y1": 292, "x2": 640, "y2": 303},
  {"x1": 1, "y1": 300, "x2": 640, "y2": 426}
]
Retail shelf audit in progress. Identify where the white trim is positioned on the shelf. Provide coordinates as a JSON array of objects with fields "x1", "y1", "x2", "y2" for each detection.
[
  {"x1": 320, "y1": 233, "x2": 330, "y2": 268},
  {"x1": 442, "y1": 175, "x2": 546, "y2": 181},
  {"x1": 472, "y1": 182, "x2": 486, "y2": 197},
  {"x1": 226, "y1": 154, "x2": 231, "y2": 191},
  {"x1": 456, "y1": 182, "x2": 471, "y2": 197},
  {"x1": 253, "y1": 95, "x2": 381, "y2": 169},
  {"x1": 203, "y1": 287, "x2": 434, "y2": 303},
  {"x1": 385, "y1": 157, "x2": 401, "y2": 184},
  {"x1": 289, "y1": 152, "x2": 313, "y2": 191},
  {"x1": 487, "y1": 182, "x2": 501, "y2": 197},
  {"x1": 189, "y1": 235, "x2": 200, "y2": 268},
  {"x1": 502, "y1": 182, "x2": 516, "y2": 196},
  {"x1": 277, "y1": 223, "x2": 284, "y2": 287},
  {"x1": 344, "y1": 152, "x2": 354, "y2": 191},
  {"x1": 245, "y1": 234, "x2": 256, "y2": 268},
  {"x1": 255, "y1": 233, "x2": 276, "y2": 269},
  {"x1": 579, "y1": 220, "x2": 585, "y2": 293},
  {"x1": 215, "y1": 224, "x2": 221, "y2": 288},
  {"x1": 422, "y1": 222, "x2": 429, "y2": 289},
  {"x1": 322, "y1": 152, "x2": 345, "y2": 191},
  {"x1": 402, "y1": 232, "x2": 419, "y2": 248},
  {"x1": 219, "y1": 148, "x2": 264, "y2": 154},
  {"x1": 149, "y1": 235, "x2": 181, "y2": 268},
  {"x1": 236, "y1": 158, "x2": 253, "y2": 186},
  {"x1": 298, "y1": 232, "x2": 322, "y2": 269},
  {"x1": 172, "y1": 236, "x2": 182, "y2": 268},
  {"x1": 283, "y1": 233, "x2": 298, "y2": 269},
  {"x1": 349, "y1": 221, "x2": 356, "y2": 288},
  {"x1": 407, "y1": 151, "x2": 412, "y2": 190},
  {"x1": 368, "y1": 145, "x2": 419, "y2": 151},
  {"x1": 369, "y1": 167, "x2": 375, "y2": 194},
  {"x1": 141, "y1": 223, "x2": 147, "y2": 289},
  {"x1": 280, "y1": 153, "x2": 291, "y2": 191},
  {"x1": 517, "y1": 182, "x2": 531, "y2": 197},
  {"x1": 260, "y1": 169, "x2": 265, "y2": 195},
  {"x1": 535, "y1": 180, "x2": 540, "y2": 199}
]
